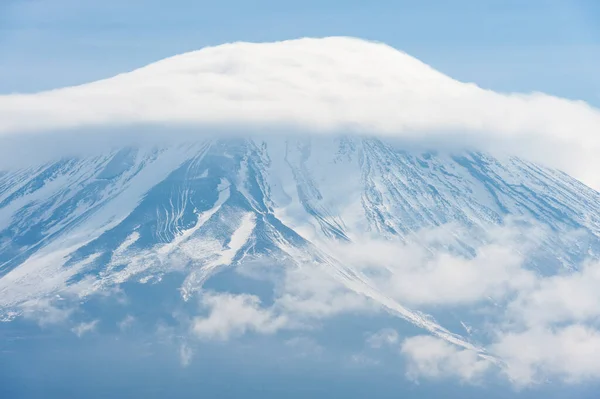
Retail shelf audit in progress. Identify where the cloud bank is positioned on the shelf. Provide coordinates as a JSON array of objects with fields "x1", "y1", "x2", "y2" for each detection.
[
  {"x1": 181, "y1": 221, "x2": 600, "y2": 388},
  {"x1": 1, "y1": 37, "x2": 600, "y2": 187},
  {"x1": 11, "y1": 217, "x2": 600, "y2": 388}
]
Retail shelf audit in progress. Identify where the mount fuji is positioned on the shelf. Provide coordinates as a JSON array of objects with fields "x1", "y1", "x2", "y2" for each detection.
[{"x1": 2, "y1": 37, "x2": 600, "y2": 395}]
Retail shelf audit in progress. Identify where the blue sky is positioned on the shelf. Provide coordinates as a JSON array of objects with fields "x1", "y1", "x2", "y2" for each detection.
[{"x1": 1, "y1": 0, "x2": 599, "y2": 104}]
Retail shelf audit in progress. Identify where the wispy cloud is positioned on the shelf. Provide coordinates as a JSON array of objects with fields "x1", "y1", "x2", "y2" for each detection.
[
  {"x1": 284, "y1": 336, "x2": 324, "y2": 359},
  {"x1": 330, "y1": 237, "x2": 535, "y2": 307},
  {"x1": 366, "y1": 328, "x2": 400, "y2": 349},
  {"x1": 179, "y1": 342, "x2": 193, "y2": 367},
  {"x1": 192, "y1": 292, "x2": 288, "y2": 340},
  {"x1": 71, "y1": 319, "x2": 99, "y2": 337},
  {"x1": 118, "y1": 315, "x2": 136, "y2": 331},
  {"x1": 401, "y1": 335, "x2": 492, "y2": 383}
]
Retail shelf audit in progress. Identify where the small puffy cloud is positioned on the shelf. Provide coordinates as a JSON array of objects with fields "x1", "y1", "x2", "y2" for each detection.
[
  {"x1": 492, "y1": 325, "x2": 600, "y2": 386},
  {"x1": 192, "y1": 292, "x2": 288, "y2": 340},
  {"x1": 366, "y1": 328, "x2": 400, "y2": 349},
  {"x1": 275, "y1": 264, "x2": 374, "y2": 319},
  {"x1": 506, "y1": 261, "x2": 600, "y2": 327},
  {"x1": 20, "y1": 297, "x2": 75, "y2": 327},
  {"x1": 484, "y1": 261, "x2": 600, "y2": 386},
  {"x1": 401, "y1": 335, "x2": 491, "y2": 383},
  {"x1": 71, "y1": 320, "x2": 99, "y2": 337}
]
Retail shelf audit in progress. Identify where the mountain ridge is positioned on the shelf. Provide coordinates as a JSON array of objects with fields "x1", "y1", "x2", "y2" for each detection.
[{"x1": 1, "y1": 136, "x2": 599, "y2": 358}]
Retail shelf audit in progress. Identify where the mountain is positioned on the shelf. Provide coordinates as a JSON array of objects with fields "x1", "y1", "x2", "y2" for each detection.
[
  {"x1": 2, "y1": 135, "x2": 600, "y2": 352},
  {"x1": 2, "y1": 39, "x2": 600, "y2": 387}
]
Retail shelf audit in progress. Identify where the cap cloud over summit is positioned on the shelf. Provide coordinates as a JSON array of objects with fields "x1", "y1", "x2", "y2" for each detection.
[{"x1": 1, "y1": 36, "x2": 599, "y2": 187}]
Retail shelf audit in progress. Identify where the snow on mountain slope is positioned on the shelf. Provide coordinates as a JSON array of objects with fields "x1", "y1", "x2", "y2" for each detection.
[{"x1": 1, "y1": 136, "x2": 600, "y2": 354}]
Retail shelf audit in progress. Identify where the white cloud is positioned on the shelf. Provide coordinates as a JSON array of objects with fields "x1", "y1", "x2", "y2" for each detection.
[
  {"x1": 384, "y1": 243, "x2": 532, "y2": 306},
  {"x1": 400, "y1": 335, "x2": 491, "y2": 383},
  {"x1": 492, "y1": 325, "x2": 600, "y2": 386},
  {"x1": 200, "y1": 221, "x2": 600, "y2": 388},
  {"x1": 192, "y1": 292, "x2": 288, "y2": 340},
  {"x1": 275, "y1": 264, "x2": 375, "y2": 319},
  {"x1": 485, "y1": 261, "x2": 600, "y2": 386},
  {"x1": 330, "y1": 228, "x2": 537, "y2": 307},
  {"x1": 20, "y1": 297, "x2": 75, "y2": 327},
  {"x1": 391, "y1": 256, "x2": 600, "y2": 388},
  {"x1": 0, "y1": 37, "x2": 599, "y2": 187},
  {"x1": 190, "y1": 265, "x2": 373, "y2": 342},
  {"x1": 385, "y1": 251, "x2": 600, "y2": 388},
  {"x1": 7, "y1": 208, "x2": 600, "y2": 388},
  {"x1": 506, "y1": 260, "x2": 600, "y2": 327},
  {"x1": 71, "y1": 319, "x2": 99, "y2": 337},
  {"x1": 179, "y1": 342, "x2": 194, "y2": 367},
  {"x1": 366, "y1": 328, "x2": 400, "y2": 349},
  {"x1": 236, "y1": 257, "x2": 374, "y2": 321},
  {"x1": 118, "y1": 315, "x2": 136, "y2": 331},
  {"x1": 316, "y1": 224, "x2": 600, "y2": 387}
]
